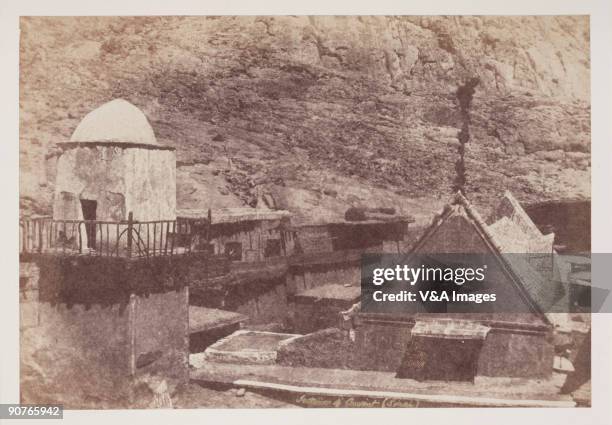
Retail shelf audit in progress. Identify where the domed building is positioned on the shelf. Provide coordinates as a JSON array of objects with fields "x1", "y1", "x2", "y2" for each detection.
[
  {"x1": 53, "y1": 99, "x2": 176, "y2": 224},
  {"x1": 52, "y1": 99, "x2": 176, "y2": 251}
]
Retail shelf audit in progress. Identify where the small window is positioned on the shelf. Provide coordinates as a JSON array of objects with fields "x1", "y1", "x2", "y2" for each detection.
[
  {"x1": 264, "y1": 239, "x2": 281, "y2": 258},
  {"x1": 224, "y1": 242, "x2": 242, "y2": 261}
]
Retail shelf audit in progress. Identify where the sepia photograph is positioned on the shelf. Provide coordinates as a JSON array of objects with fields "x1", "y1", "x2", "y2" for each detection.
[{"x1": 16, "y1": 14, "x2": 595, "y2": 412}]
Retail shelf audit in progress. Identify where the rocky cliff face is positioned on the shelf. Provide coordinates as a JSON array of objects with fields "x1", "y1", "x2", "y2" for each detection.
[{"x1": 20, "y1": 16, "x2": 590, "y2": 224}]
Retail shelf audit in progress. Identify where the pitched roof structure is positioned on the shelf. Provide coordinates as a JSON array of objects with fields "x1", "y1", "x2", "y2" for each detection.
[
  {"x1": 487, "y1": 191, "x2": 555, "y2": 254},
  {"x1": 69, "y1": 99, "x2": 159, "y2": 146},
  {"x1": 489, "y1": 191, "x2": 542, "y2": 234},
  {"x1": 411, "y1": 192, "x2": 554, "y2": 322}
]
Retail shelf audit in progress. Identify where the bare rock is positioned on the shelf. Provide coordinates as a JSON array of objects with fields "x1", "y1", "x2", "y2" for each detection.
[{"x1": 19, "y1": 16, "x2": 591, "y2": 218}]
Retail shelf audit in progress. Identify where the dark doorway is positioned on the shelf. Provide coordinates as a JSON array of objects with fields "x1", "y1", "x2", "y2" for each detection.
[{"x1": 80, "y1": 199, "x2": 97, "y2": 249}]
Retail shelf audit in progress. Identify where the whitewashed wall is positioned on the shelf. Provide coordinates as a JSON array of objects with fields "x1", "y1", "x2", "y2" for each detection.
[{"x1": 53, "y1": 145, "x2": 176, "y2": 222}]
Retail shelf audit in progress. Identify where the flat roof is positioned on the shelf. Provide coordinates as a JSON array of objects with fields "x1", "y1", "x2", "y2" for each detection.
[
  {"x1": 291, "y1": 216, "x2": 414, "y2": 229},
  {"x1": 177, "y1": 208, "x2": 292, "y2": 224}
]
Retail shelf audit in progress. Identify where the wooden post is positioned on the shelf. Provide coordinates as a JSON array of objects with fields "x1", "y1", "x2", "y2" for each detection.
[
  {"x1": 159, "y1": 222, "x2": 164, "y2": 254},
  {"x1": 115, "y1": 224, "x2": 119, "y2": 257},
  {"x1": 207, "y1": 208, "x2": 212, "y2": 244},
  {"x1": 38, "y1": 220, "x2": 43, "y2": 253},
  {"x1": 62, "y1": 222, "x2": 66, "y2": 254},
  {"x1": 98, "y1": 222, "x2": 103, "y2": 256},
  {"x1": 170, "y1": 221, "x2": 176, "y2": 255},
  {"x1": 47, "y1": 220, "x2": 52, "y2": 253},
  {"x1": 153, "y1": 222, "x2": 157, "y2": 256},
  {"x1": 164, "y1": 221, "x2": 169, "y2": 255},
  {"x1": 25, "y1": 220, "x2": 30, "y2": 252},
  {"x1": 127, "y1": 212, "x2": 133, "y2": 258},
  {"x1": 137, "y1": 223, "x2": 141, "y2": 256},
  {"x1": 146, "y1": 223, "x2": 150, "y2": 257},
  {"x1": 78, "y1": 222, "x2": 82, "y2": 254}
]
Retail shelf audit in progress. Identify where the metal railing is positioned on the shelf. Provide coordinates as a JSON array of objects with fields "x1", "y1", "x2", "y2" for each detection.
[{"x1": 19, "y1": 212, "x2": 210, "y2": 258}]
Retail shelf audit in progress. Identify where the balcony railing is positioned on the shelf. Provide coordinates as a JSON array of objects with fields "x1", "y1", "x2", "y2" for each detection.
[{"x1": 19, "y1": 212, "x2": 211, "y2": 258}]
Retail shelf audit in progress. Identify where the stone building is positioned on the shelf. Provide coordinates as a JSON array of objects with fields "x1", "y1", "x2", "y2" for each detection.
[
  {"x1": 180, "y1": 208, "x2": 295, "y2": 330},
  {"x1": 176, "y1": 208, "x2": 294, "y2": 263},
  {"x1": 289, "y1": 215, "x2": 413, "y2": 333},
  {"x1": 344, "y1": 192, "x2": 556, "y2": 380},
  {"x1": 20, "y1": 100, "x2": 189, "y2": 408},
  {"x1": 20, "y1": 258, "x2": 191, "y2": 408},
  {"x1": 54, "y1": 98, "x2": 176, "y2": 223},
  {"x1": 187, "y1": 212, "x2": 415, "y2": 332},
  {"x1": 487, "y1": 191, "x2": 555, "y2": 255},
  {"x1": 52, "y1": 99, "x2": 176, "y2": 252}
]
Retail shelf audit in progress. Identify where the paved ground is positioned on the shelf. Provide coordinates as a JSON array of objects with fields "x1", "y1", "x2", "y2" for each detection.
[
  {"x1": 172, "y1": 382, "x2": 296, "y2": 408},
  {"x1": 191, "y1": 361, "x2": 575, "y2": 406}
]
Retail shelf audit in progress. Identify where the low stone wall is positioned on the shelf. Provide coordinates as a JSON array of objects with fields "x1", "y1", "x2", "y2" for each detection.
[
  {"x1": 276, "y1": 328, "x2": 356, "y2": 369},
  {"x1": 291, "y1": 284, "x2": 360, "y2": 334},
  {"x1": 235, "y1": 281, "x2": 290, "y2": 325},
  {"x1": 190, "y1": 322, "x2": 242, "y2": 353},
  {"x1": 131, "y1": 288, "x2": 189, "y2": 383},
  {"x1": 352, "y1": 318, "x2": 412, "y2": 372},
  {"x1": 477, "y1": 327, "x2": 554, "y2": 378},
  {"x1": 351, "y1": 315, "x2": 554, "y2": 378},
  {"x1": 289, "y1": 266, "x2": 360, "y2": 293},
  {"x1": 20, "y1": 262, "x2": 39, "y2": 329},
  {"x1": 190, "y1": 269, "x2": 291, "y2": 327},
  {"x1": 21, "y1": 300, "x2": 132, "y2": 407},
  {"x1": 203, "y1": 330, "x2": 301, "y2": 365},
  {"x1": 292, "y1": 301, "x2": 345, "y2": 334},
  {"x1": 277, "y1": 315, "x2": 555, "y2": 379}
]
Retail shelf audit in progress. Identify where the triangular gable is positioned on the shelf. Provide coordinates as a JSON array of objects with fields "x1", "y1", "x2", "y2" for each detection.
[{"x1": 411, "y1": 192, "x2": 551, "y2": 324}]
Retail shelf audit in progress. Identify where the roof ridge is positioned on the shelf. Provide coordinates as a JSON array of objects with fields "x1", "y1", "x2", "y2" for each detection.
[{"x1": 410, "y1": 191, "x2": 550, "y2": 323}]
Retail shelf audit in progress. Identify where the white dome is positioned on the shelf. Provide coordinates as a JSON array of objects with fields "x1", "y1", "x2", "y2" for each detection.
[{"x1": 70, "y1": 99, "x2": 158, "y2": 145}]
